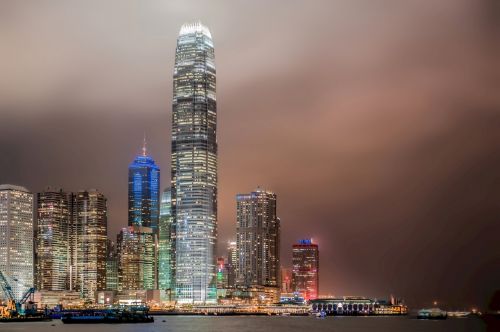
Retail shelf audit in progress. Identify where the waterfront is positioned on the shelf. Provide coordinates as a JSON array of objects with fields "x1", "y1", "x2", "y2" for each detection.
[{"x1": 0, "y1": 316, "x2": 489, "y2": 332}]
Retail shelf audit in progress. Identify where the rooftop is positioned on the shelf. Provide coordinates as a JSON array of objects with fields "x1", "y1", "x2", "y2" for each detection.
[
  {"x1": 0, "y1": 184, "x2": 30, "y2": 192},
  {"x1": 179, "y1": 21, "x2": 212, "y2": 38}
]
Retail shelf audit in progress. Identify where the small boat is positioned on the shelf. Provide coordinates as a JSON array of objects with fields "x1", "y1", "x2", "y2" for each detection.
[
  {"x1": 61, "y1": 308, "x2": 154, "y2": 324},
  {"x1": 417, "y1": 308, "x2": 447, "y2": 320}
]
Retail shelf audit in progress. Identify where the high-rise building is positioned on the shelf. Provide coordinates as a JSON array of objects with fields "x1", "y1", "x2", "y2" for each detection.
[
  {"x1": 70, "y1": 190, "x2": 107, "y2": 300},
  {"x1": 158, "y1": 188, "x2": 174, "y2": 291},
  {"x1": 117, "y1": 226, "x2": 155, "y2": 291},
  {"x1": 226, "y1": 241, "x2": 237, "y2": 288},
  {"x1": 236, "y1": 189, "x2": 280, "y2": 288},
  {"x1": 105, "y1": 239, "x2": 118, "y2": 291},
  {"x1": 171, "y1": 22, "x2": 218, "y2": 304},
  {"x1": 0, "y1": 185, "x2": 34, "y2": 301},
  {"x1": 127, "y1": 140, "x2": 160, "y2": 290},
  {"x1": 36, "y1": 189, "x2": 71, "y2": 291},
  {"x1": 128, "y1": 138, "x2": 160, "y2": 233},
  {"x1": 292, "y1": 239, "x2": 319, "y2": 301}
]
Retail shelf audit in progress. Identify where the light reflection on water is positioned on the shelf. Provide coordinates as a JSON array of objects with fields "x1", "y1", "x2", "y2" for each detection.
[{"x1": 0, "y1": 316, "x2": 486, "y2": 332}]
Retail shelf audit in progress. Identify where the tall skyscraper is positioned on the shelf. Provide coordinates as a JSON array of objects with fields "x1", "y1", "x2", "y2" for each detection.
[
  {"x1": 0, "y1": 185, "x2": 34, "y2": 301},
  {"x1": 117, "y1": 226, "x2": 155, "y2": 291},
  {"x1": 71, "y1": 190, "x2": 107, "y2": 300},
  {"x1": 292, "y1": 239, "x2": 319, "y2": 301},
  {"x1": 236, "y1": 189, "x2": 280, "y2": 288},
  {"x1": 128, "y1": 138, "x2": 160, "y2": 233},
  {"x1": 171, "y1": 22, "x2": 218, "y2": 304},
  {"x1": 158, "y1": 187, "x2": 174, "y2": 291},
  {"x1": 127, "y1": 140, "x2": 160, "y2": 290},
  {"x1": 36, "y1": 189, "x2": 71, "y2": 291}
]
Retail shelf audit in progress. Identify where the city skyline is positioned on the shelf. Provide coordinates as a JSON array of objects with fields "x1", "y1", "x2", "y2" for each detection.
[{"x1": 1, "y1": 1, "x2": 499, "y2": 309}]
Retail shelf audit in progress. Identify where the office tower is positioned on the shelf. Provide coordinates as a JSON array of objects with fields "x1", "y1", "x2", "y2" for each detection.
[
  {"x1": 292, "y1": 239, "x2": 319, "y2": 301},
  {"x1": 71, "y1": 190, "x2": 107, "y2": 300},
  {"x1": 226, "y1": 241, "x2": 237, "y2": 288},
  {"x1": 117, "y1": 226, "x2": 155, "y2": 291},
  {"x1": 36, "y1": 189, "x2": 71, "y2": 291},
  {"x1": 105, "y1": 240, "x2": 118, "y2": 291},
  {"x1": 236, "y1": 189, "x2": 280, "y2": 288},
  {"x1": 158, "y1": 188, "x2": 174, "y2": 291},
  {"x1": 0, "y1": 185, "x2": 34, "y2": 300},
  {"x1": 171, "y1": 22, "x2": 218, "y2": 303},
  {"x1": 128, "y1": 137, "x2": 160, "y2": 233}
]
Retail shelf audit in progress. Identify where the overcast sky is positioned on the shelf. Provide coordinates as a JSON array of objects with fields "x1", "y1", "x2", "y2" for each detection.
[{"x1": 1, "y1": 0, "x2": 499, "y2": 309}]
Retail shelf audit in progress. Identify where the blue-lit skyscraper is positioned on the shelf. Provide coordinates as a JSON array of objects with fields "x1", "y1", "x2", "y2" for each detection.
[
  {"x1": 128, "y1": 138, "x2": 160, "y2": 233},
  {"x1": 171, "y1": 22, "x2": 218, "y2": 303}
]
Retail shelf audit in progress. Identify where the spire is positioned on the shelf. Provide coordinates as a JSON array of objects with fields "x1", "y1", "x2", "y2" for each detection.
[{"x1": 142, "y1": 132, "x2": 147, "y2": 156}]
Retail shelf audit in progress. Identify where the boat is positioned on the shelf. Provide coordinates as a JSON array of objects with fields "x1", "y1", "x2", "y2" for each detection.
[
  {"x1": 61, "y1": 307, "x2": 154, "y2": 324},
  {"x1": 447, "y1": 311, "x2": 471, "y2": 318},
  {"x1": 417, "y1": 308, "x2": 447, "y2": 320},
  {"x1": 0, "y1": 316, "x2": 51, "y2": 323}
]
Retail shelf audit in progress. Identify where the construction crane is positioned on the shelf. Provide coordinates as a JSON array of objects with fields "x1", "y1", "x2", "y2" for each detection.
[{"x1": 0, "y1": 270, "x2": 37, "y2": 318}]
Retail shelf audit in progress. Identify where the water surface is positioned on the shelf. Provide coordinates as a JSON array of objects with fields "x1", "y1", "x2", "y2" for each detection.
[{"x1": 0, "y1": 316, "x2": 487, "y2": 332}]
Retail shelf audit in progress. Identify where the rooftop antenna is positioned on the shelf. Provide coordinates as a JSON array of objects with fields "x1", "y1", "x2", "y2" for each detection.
[{"x1": 142, "y1": 132, "x2": 147, "y2": 156}]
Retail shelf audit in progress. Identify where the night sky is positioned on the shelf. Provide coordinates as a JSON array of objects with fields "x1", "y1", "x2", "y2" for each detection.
[{"x1": 1, "y1": 0, "x2": 499, "y2": 309}]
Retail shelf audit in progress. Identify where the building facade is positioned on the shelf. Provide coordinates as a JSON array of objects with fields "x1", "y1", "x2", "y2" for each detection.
[
  {"x1": 236, "y1": 189, "x2": 280, "y2": 288},
  {"x1": 0, "y1": 185, "x2": 34, "y2": 301},
  {"x1": 158, "y1": 187, "x2": 174, "y2": 291},
  {"x1": 36, "y1": 189, "x2": 71, "y2": 291},
  {"x1": 216, "y1": 257, "x2": 227, "y2": 289},
  {"x1": 281, "y1": 267, "x2": 292, "y2": 293},
  {"x1": 70, "y1": 190, "x2": 107, "y2": 300},
  {"x1": 292, "y1": 239, "x2": 319, "y2": 301},
  {"x1": 128, "y1": 139, "x2": 160, "y2": 233},
  {"x1": 226, "y1": 241, "x2": 237, "y2": 288},
  {"x1": 105, "y1": 239, "x2": 118, "y2": 291},
  {"x1": 117, "y1": 226, "x2": 155, "y2": 291},
  {"x1": 171, "y1": 22, "x2": 218, "y2": 303}
]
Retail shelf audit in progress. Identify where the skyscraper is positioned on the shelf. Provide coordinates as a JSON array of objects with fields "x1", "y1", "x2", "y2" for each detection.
[
  {"x1": 127, "y1": 139, "x2": 160, "y2": 290},
  {"x1": 36, "y1": 189, "x2": 71, "y2": 291},
  {"x1": 158, "y1": 187, "x2": 174, "y2": 291},
  {"x1": 292, "y1": 239, "x2": 319, "y2": 301},
  {"x1": 128, "y1": 138, "x2": 160, "y2": 233},
  {"x1": 117, "y1": 226, "x2": 155, "y2": 291},
  {"x1": 71, "y1": 190, "x2": 107, "y2": 300},
  {"x1": 171, "y1": 22, "x2": 218, "y2": 304},
  {"x1": 236, "y1": 189, "x2": 280, "y2": 288},
  {"x1": 0, "y1": 185, "x2": 34, "y2": 301}
]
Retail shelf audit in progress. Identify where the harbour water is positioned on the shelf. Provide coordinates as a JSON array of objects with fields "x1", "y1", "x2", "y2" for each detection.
[{"x1": 0, "y1": 316, "x2": 489, "y2": 332}]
